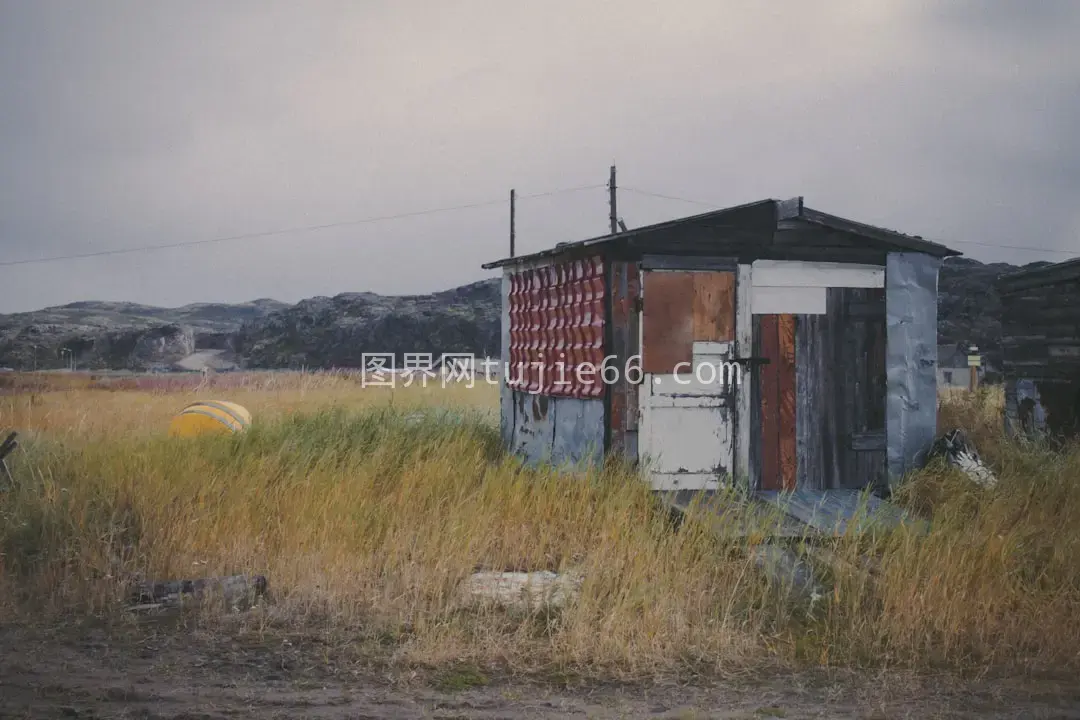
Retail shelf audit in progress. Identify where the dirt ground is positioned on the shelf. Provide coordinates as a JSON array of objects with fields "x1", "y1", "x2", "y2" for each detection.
[{"x1": 3, "y1": 624, "x2": 1080, "y2": 720}]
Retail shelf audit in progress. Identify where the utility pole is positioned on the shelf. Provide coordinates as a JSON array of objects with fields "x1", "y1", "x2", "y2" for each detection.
[
  {"x1": 608, "y1": 164, "x2": 618, "y2": 234},
  {"x1": 509, "y1": 188, "x2": 516, "y2": 257}
]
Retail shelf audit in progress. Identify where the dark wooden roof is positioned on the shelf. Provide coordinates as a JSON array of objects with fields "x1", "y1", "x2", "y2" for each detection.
[
  {"x1": 996, "y1": 257, "x2": 1080, "y2": 294},
  {"x1": 481, "y1": 196, "x2": 961, "y2": 270}
]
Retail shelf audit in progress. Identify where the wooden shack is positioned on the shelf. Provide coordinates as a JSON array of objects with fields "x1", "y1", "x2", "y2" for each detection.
[
  {"x1": 481, "y1": 197, "x2": 960, "y2": 497},
  {"x1": 997, "y1": 258, "x2": 1080, "y2": 438}
]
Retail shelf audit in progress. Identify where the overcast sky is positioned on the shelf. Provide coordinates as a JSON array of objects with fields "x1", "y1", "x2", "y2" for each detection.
[{"x1": 1, "y1": 1, "x2": 1078, "y2": 313}]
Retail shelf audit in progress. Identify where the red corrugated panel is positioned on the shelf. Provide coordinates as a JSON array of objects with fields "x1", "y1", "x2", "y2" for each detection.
[{"x1": 506, "y1": 255, "x2": 607, "y2": 398}]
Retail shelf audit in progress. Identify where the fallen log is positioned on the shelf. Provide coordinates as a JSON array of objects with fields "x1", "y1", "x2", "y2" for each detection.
[
  {"x1": 459, "y1": 569, "x2": 583, "y2": 612},
  {"x1": 128, "y1": 574, "x2": 268, "y2": 611}
]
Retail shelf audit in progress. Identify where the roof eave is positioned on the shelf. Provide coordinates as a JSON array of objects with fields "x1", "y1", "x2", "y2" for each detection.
[
  {"x1": 995, "y1": 256, "x2": 1080, "y2": 291},
  {"x1": 799, "y1": 207, "x2": 963, "y2": 259},
  {"x1": 481, "y1": 197, "x2": 964, "y2": 269}
]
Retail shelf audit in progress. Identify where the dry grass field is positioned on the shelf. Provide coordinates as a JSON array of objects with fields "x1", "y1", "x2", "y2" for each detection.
[{"x1": 2, "y1": 371, "x2": 1080, "y2": 718}]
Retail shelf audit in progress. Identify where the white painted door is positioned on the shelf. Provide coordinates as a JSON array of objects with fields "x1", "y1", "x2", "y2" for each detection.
[{"x1": 639, "y1": 341, "x2": 737, "y2": 491}]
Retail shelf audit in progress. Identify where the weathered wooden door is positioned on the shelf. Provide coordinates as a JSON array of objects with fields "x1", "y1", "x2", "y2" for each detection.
[
  {"x1": 749, "y1": 260, "x2": 888, "y2": 491},
  {"x1": 637, "y1": 269, "x2": 737, "y2": 491},
  {"x1": 755, "y1": 313, "x2": 797, "y2": 490}
]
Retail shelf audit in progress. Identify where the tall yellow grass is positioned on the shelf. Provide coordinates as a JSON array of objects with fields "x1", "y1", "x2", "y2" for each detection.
[{"x1": 1, "y1": 373, "x2": 1078, "y2": 678}]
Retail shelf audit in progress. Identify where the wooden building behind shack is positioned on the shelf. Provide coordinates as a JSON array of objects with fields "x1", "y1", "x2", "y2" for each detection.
[
  {"x1": 481, "y1": 197, "x2": 959, "y2": 497},
  {"x1": 997, "y1": 258, "x2": 1080, "y2": 438}
]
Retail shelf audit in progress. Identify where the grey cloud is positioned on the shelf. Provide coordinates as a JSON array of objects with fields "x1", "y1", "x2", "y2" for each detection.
[{"x1": 1, "y1": 1, "x2": 1079, "y2": 312}]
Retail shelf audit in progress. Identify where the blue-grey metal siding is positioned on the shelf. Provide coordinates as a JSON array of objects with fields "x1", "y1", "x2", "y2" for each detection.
[
  {"x1": 508, "y1": 390, "x2": 605, "y2": 469},
  {"x1": 885, "y1": 252, "x2": 941, "y2": 481}
]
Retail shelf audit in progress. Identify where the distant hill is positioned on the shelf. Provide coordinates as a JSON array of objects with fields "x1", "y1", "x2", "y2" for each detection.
[
  {"x1": 232, "y1": 279, "x2": 500, "y2": 370},
  {"x1": 0, "y1": 298, "x2": 288, "y2": 371},
  {"x1": 0, "y1": 258, "x2": 1060, "y2": 372}
]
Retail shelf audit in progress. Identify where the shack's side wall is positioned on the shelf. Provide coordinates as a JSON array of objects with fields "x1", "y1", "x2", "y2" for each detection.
[
  {"x1": 885, "y1": 252, "x2": 941, "y2": 481},
  {"x1": 501, "y1": 253, "x2": 608, "y2": 469},
  {"x1": 500, "y1": 270, "x2": 513, "y2": 448}
]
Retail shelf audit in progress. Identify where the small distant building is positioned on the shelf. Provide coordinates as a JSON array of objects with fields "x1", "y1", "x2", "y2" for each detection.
[
  {"x1": 937, "y1": 344, "x2": 992, "y2": 389},
  {"x1": 997, "y1": 258, "x2": 1080, "y2": 438},
  {"x1": 481, "y1": 196, "x2": 960, "y2": 495}
]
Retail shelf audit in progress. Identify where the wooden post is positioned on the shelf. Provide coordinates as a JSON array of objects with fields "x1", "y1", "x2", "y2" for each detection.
[
  {"x1": 608, "y1": 165, "x2": 618, "y2": 234},
  {"x1": 967, "y1": 345, "x2": 981, "y2": 392},
  {"x1": 509, "y1": 188, "x2": 516, "y2": 257}
]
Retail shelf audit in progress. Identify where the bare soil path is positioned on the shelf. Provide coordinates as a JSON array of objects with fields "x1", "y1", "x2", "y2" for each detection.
[{"x1": 3, "y1": 625, "x2": 1080, "y2": 719}]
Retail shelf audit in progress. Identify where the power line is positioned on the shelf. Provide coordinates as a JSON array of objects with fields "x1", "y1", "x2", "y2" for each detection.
[
  {"x1": 0, "y1": 183, "x2": 606, "y2": 268},
  {"x1": 621, "y1": 186, "x2": 715, "y2": 207},
  {"x1": 621, "y1": 186, "x2": 1079, "y2": 257}
]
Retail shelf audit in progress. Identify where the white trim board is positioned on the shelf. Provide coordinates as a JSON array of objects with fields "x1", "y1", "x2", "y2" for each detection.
[
  {"x1": 751, "y1": 260, "x2": 884, "y2": 289},
  {"x1": 751, "y1": 285, "x2": 827, "y2": 315}
]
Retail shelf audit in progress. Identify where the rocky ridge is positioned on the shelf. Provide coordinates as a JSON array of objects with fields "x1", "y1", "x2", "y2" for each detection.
[{"x1": 0, "y1": 259, "x2": 1053, "y2": 372}]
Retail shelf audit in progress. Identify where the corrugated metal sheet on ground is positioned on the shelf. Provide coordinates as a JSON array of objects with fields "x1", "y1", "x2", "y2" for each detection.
[
  {"x1": 756, "y1": 489, "x2": 927, "y2": 536},
  {"x1": 658, "y1": 490, "x2": 812, "y2": 539}
]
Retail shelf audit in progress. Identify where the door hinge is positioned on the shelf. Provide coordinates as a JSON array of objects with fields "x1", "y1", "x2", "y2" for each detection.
[{"x1": 633, "y1": 297, "x2": 643, "y2": 313}]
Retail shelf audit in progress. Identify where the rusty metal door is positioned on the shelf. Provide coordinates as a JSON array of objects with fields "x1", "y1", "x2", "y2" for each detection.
[{"x1": 637, "y1": 270, "x2": 737, "y2": 491}]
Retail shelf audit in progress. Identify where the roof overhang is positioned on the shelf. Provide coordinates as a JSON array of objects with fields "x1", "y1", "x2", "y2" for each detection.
[{"x1": 995, "y1": 256, "x2": 1080, "y2": 294}]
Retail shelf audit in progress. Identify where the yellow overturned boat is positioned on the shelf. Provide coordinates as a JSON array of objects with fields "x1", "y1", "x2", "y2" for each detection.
[{"x1": 168, "y1": 400, "x2": 252, "y2": 438}]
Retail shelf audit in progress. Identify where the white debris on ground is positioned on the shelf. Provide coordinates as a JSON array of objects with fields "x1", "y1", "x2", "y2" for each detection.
[
  {"x1": 928, "y1": 428, "x2": 999, "y2": 488},
  {"x1": 460, "y1": 569, "x2": 584, "y2": 612}
]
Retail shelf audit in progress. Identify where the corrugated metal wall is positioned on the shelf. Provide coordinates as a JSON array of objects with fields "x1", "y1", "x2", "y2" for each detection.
[
  {"x1": 885, "y1": 252, "x2": 941, "y2": 480},
  {"x1": 508, "y1": 255, "x2": 606, "y2": 398}
]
